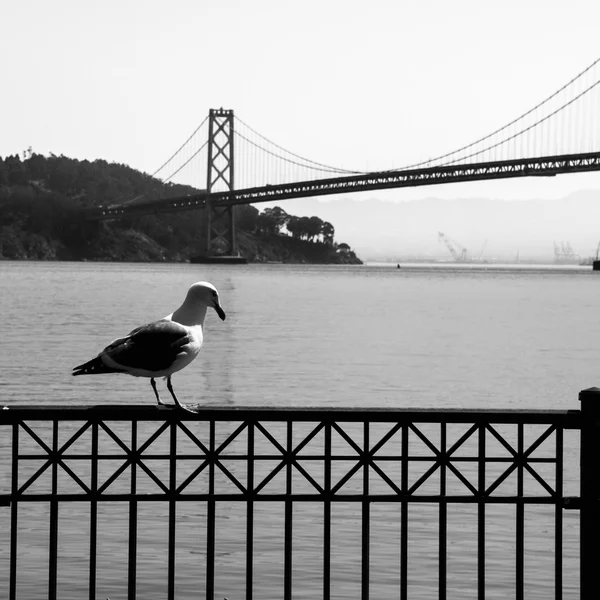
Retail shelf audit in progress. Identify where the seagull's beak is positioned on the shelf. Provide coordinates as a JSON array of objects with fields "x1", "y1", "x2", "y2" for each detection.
[{"x1": 214, "y1": 302, "x2": 226, "y2": 321}]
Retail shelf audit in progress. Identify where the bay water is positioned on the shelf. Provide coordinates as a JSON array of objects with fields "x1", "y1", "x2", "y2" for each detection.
[{"x1": 0, "y1": 261, "x2": 595, "y2": 599}]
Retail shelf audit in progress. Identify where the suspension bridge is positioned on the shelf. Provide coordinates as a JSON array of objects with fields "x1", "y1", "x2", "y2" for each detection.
[{"x1": 90, "y1": 57, "x2": 600, "y2": 259}]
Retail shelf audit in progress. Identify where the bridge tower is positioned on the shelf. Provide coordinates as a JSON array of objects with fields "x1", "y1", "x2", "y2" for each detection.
[{"x1": 205, "y1": 108, "x2": 237, "y2": 257}]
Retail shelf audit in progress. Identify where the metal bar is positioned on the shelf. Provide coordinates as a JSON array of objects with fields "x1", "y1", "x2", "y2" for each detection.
[
  {"x1": 128, "y1": 421, "x2": 137, "y2": 600},
  {"x1": 3, "y1": 493, "x2": 569, "y2": 504},
  {"x1": 0, "y1": 405, "x2": 581, "y2": 424},
  {"x1": 362, "y1": 421, "x2": 370, "y2": 600},
  {"x1": 516, "y1": 424, "x2": 524, "y2": 600},
  {"x1": 555, "y1": 426, "x2": 563, "y2": 600},
  {"x1": 439, "y1": 423, "x2": 447, "y2": 600},
  {"x1": 246, "y1": 422, "x2": 254, "y2": 600},
  {"x1": 477, "y1": 424, "x2": 485, "y2": 600},
  {"x1": 323, "y1": 422, "x2": 331, "y2": 600},
  {"x1": 579, "y1": 388, "x2": 600, "y2": 600},
  {"x1": 206, "y1": 420, "x2": 216, "y2": 600},
  {"x1": 89, "y1": 422, "x2": 98, "y2": 600},
  {"x1": 168, "y1": 421, "x2": 177, "y2": 600},
  {"x1": 284, "y1": 420, "x2": 293, "y2": 600},
  {"x1": 401, "y1": 422, "x2": 408, "y2": 600},
  {"x1": 48, "y1": 420, "x2": 58, "y2": 600},
  {"x1": 9, "y1": 453, "x2": 559, "y2": 463},
  {"x1": 9, "y1": 422, "x2": 19, "y2": 600}
]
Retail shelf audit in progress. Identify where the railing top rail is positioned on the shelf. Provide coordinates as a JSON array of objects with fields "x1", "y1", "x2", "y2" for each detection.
[{"x1": 0, "y1": 404, "x2": 582, "y2": 426}]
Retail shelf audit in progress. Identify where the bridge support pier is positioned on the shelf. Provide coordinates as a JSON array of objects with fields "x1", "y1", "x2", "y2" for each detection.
[
  {"x1": 199, "y1": 108, "x2": 246, "y2": 263},
  {"x1": 206, "y1": 200, "x2": 237, "y2": 257}
]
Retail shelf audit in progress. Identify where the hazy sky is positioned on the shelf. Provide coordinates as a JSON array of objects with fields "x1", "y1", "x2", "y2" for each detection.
[{"x1": 2, "y1": 0, "x2": 600, "y2": 202}]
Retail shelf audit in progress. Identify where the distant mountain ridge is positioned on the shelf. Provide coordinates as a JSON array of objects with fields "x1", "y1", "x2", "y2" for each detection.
[{"x1": 270, "y1": 191, "x2": 600, "y2": 261}]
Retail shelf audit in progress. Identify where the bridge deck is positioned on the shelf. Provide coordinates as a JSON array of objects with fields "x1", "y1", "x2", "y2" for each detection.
[{"x1": 89, "y1": 151, "x2": 600, "y2": 220}]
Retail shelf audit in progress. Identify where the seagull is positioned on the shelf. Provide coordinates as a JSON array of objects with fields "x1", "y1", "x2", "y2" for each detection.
[{"x1": 72, "y1": 281, "x2": 226, "y2": 408}]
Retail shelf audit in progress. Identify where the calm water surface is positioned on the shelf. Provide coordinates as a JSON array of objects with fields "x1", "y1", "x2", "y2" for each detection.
[{"x1": 0, "y1": 261, "x2": 594, "y2": 599}]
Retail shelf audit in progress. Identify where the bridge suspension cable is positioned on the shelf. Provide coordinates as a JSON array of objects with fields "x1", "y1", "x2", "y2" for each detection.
[
  {"x1": 151, "y1": 115, "x2": 209, "y2": 178},
  {"x1": 232, "y1": 116, "x2": 367, "y2": 189},
  {"x1": 394, "y1": 56, "x2": 600, "y2": 171},
  {"x1": 392, "y1": 55, "x2": 600, "y2": 170},
  {"x1": 230, "y1": 54, "x2": 600, "y2": 182},
  {"x1": 439, "y1": 76, "x2": 600, "y2": 167},
  {"x1": 234, "y1": 115, "x2": 363, "y2": 174},
  {"x1": 161, "y1": 139, "x2": 209, "y2": 183},
  {"x1": 135, "y1": 53, "x2": 600, "y2": 201},
  {"x1": 233, "y1": 130, "x2": 358, "y2": 174}
]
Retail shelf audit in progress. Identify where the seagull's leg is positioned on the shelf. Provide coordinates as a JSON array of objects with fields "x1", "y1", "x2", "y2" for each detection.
[
  {"x1": 150, "y1": 378, "x2": 165, "y2": 406},
  {"x1": 166, "y1": 376, "x2": 184, "y2": 409}
]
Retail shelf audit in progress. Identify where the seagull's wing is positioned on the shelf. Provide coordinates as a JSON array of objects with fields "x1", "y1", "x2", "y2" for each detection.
[
  {"x1": 100, "y1": 320, "x2": 192, "y2": 372},
  {"x1": 73, "y1": 320, "x2": 191, "y2": 375}
]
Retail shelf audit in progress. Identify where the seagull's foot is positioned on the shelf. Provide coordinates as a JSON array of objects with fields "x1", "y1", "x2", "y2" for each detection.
[
  {"x1": 173, "y1": 399, "x2": 195, "y2": 412},
  {"x1": 155, "y1": 397, "x2": 173, "y2": 408},
  {"x1": 178, "y1": 402, "x2": 203, "y2": 414},
  {"x1": 163, "y1": 377, "x2": 202, "y2": 412}
]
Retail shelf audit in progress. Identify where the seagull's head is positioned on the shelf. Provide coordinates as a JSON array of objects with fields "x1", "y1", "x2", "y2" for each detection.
[{"x1": 187, "y1": 281, "x2": 226, "y2": 321}]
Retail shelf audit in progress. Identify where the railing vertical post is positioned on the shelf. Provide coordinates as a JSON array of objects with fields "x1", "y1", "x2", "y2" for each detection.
[
  {"x1": 246, "y1": 422, "x2": 254, "y2": 600},
  {"x1": 477, "y1": 423, "x2": 486, "y2": 600},
  {"x1": 206, "y1": 420, "x2": 216, "y2": 600},
  {"x1": 48, "y1": 420, "x2": 58, "y2": 600},
  {"x1": 579, "y1": 387, "x2": 600, "y2": 600},
  {"x1": 168, "y1": 421, "x2": 177, "y2": 600},
  {"x1": 400, "y1": 423, "x2": 408, "y2": 600},
  {"x1": 323, "y1": 422, "x2": 332, "y2": 600},
  {"x1": 9, "y1": 422, "x2": 19, "y2": 600},
  {"x1": 362, "y1": 421, "x2": 370, "y2": 600},
  {"x1": 284, "y1": 421, "x2": 293, "y2": 600},
  {"x1": 128, "y1": 421, "x2": 138, "y2": 600},
  {"x1": 89, "y1": 421, "x2": 98, "y2": 600}
]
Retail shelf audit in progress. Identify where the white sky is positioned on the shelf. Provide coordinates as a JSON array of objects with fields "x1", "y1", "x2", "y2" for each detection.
[{"x1": 2, "y1": 0, "x2": 600, "y2": 201}]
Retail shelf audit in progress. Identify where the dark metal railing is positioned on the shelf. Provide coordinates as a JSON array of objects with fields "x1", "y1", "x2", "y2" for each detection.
[{"x1": 1, "y1": 389, "x2": 598, "y2": 600}]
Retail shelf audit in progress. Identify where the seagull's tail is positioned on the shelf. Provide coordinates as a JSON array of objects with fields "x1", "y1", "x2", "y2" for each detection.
[{"x1": 72, "y1": 357, "x2": 121, "y2": 376}]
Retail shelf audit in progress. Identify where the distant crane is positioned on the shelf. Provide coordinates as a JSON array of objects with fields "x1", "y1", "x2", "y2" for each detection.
[
  {"x1": 553, "y1": 241, "x2": 579, "y2": 264},
  {"x1": 438, "y1": 232, "x2": 469, "y2": 262}
]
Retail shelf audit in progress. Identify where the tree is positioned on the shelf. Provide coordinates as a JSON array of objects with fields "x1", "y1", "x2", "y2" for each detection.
[
  {"x1": 25, "y1": 153, "x2": 48, "y2": 181},
  {"x1": 256, "y1": 211, "x2": 279, "y2": 236},
  {"x1": 322, "y1": 221, "x2": 335, "y2": 244},
  {"x1": 4, "y1": 155, "x2": 27, "y2": 186},
  {"x1": 263, "y1": 206, "x2": 289, "y2": 230},
  {"x1": 286, "y1": 215, "x2": 300, "y2": 238},
  {"x1": 297, "y1": 216, "x2": 311, "y2": 240},
  {"x1": 256, "y1": 206, "x2": 289, "y2": 236},
  {"x1": 0, "y1": 159, "x2": 8, "y2": 186},
  {"x1": 307, "y1": 216, "x2": 324, "y2": 241},
  {"x1": 236, "y1": 204, "x2": 259, "y2": 232}
]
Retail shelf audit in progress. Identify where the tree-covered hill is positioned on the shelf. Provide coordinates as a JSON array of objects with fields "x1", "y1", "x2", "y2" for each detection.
[{"x1": 0, "y1": 152, "x2": 361, "y2": 264}]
